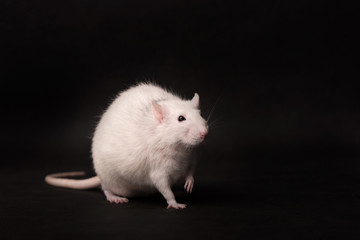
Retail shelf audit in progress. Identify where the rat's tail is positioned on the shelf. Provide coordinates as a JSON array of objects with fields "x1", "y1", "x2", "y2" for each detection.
[{"x1": 45, "y1": 171, "x2": 101, "y2": 190}]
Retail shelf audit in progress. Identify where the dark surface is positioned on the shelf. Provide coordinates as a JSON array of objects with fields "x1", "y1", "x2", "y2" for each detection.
[{"x1": 1, "y1": 1, "x2": 359, "y2": 239}]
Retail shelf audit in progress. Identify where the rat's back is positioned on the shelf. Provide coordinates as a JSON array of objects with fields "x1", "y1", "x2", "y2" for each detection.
[{"x1": 92, "y1": 83, "x2": 177, "y2": 147}]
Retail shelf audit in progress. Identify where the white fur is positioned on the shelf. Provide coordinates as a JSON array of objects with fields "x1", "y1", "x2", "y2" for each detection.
[{"x1": 46, "y1": 83, "x2": 208, "y2": 209}]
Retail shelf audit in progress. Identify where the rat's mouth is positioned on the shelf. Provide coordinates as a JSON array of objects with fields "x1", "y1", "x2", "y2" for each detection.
[
  {"x1": 188, "y1": 135, "x2": 205, "y2": 145},
  {"x1": 184, "y1": 129, "x2": 207, "y2": 146}
]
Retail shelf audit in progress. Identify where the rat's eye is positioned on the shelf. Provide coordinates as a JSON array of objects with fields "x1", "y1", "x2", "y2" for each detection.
[{"x1": 178, "y1": 115, "x2": 186, "y2": 122}]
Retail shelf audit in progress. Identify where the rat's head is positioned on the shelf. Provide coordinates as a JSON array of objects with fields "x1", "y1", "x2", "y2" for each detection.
[{"x1": 152, "y1": 93, "x2": 208, "y2": 146}]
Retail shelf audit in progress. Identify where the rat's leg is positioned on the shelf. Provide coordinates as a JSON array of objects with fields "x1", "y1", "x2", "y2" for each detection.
[
  {"x1": 103, "y1": 190, "x2": 129, "y2": 204},
  {"x1": 150, "y1": 171, "x2": 186, "y2": 209}
]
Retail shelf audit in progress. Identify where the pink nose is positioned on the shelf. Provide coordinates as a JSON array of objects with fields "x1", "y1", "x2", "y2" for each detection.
[{"x1": 200, "y1": 130, "x2": 208, "y2": 139}]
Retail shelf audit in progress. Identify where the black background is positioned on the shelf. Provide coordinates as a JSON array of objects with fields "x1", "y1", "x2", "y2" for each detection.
[{"x1": 1, "y1": 1, "x2": 359, "y2": 239}]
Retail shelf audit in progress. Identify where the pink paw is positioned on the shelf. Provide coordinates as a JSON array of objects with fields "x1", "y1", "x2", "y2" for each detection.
[
  {"x1": 104, "y1": 190, "x2": 129, "y2": 204},
  {"x1": 167, "y1": 203, "x2": 187, "y2": 209},
  {"x1": 107, "y1": 196, "x2": 129, "y2": 204},
  {"x1": 184, "y1": 176, "x2": 194, "y2": 193}
]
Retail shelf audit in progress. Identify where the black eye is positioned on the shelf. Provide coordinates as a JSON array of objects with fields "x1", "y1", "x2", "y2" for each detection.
[{"x1": 178, "y1": 115, "x2": 186, "y2": 122}]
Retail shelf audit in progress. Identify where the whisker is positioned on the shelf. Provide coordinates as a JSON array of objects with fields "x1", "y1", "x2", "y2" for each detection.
[
  {"x1": 206, "y1": 95, "x2": 223, "y2": 123},
  {"x1": 208, "y1": 116, "x2": 225, "y2": 129}
]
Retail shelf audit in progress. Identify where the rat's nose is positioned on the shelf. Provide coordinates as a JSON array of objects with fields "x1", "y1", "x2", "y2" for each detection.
[{"x1": 199, "y1": 129, "x2": 208, "y2": 139}]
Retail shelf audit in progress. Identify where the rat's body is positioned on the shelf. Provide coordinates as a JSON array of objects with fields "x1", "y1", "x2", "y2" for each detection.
[{"x1": 45, "y1": 83, "x2": 208, "y2": 209}]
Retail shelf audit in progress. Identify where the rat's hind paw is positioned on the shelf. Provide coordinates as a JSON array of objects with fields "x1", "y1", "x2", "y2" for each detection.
[
  {"x1": 104, "y1": 190, "x2": 129, "y2": 204},
  {"x1": 167, "y1": 203, "x2": 187, "y2": 209}
]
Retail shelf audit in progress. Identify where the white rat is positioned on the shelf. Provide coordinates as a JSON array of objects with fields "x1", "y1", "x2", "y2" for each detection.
[{"x1": 45, "y1": 83, "x2": 208, "y2": 209}]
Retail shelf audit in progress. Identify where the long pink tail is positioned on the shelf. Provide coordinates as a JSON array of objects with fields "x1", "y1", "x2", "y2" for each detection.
[{"x1": 45, "y1": 171, "x2": 100, "y2": 190}]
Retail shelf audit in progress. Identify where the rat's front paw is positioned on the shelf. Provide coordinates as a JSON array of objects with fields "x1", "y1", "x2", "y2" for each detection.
[
  {"x1": 184, "y1": 176, "x2": 194, "y2": 193},
  {"x1": 167, "y1": 202, "x2": 187, "y2": 209}
]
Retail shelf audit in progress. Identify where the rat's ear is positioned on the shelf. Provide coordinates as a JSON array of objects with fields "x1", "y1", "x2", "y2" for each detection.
[
  {"x1": 152, "y1": 101, "x2": 164, "y2": 123},
  {"x1": 191, "y1": 93, "x2": 200, "y2": 108}
]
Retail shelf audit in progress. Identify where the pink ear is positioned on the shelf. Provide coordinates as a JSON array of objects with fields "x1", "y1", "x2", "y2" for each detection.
[
  {"x1": 152, "y1": 101, "x2": 163, "y2": 123},
  {"x1": 191, "y1": 93, "x2": 200, "y2": 108}
]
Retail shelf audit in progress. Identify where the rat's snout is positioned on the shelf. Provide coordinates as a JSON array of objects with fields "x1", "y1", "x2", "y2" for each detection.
[{"x1": 199, "y1": 129, "x2": 208, "y2": 139}]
